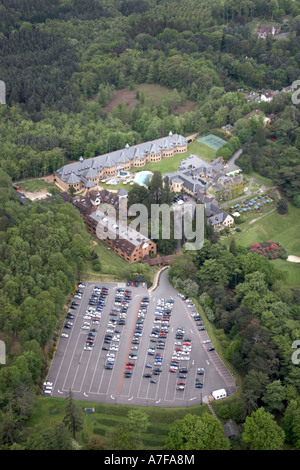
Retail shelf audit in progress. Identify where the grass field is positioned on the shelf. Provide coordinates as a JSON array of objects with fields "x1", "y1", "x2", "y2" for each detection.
[
  {"x1": 80, "y1": 235, "x2": 158, "y2": 284},
  {"x1": 81, "y1": 236, "x2": 130, "y2": 282},
  {"x1": 102, "y1": 83, "x2": 197, "y2": 115},
  {"x1": 27, "y1": 395, "x2": 210, "y2": 449},
  {"x1": 17, "y1": 179, "x2": 58, "y2": 193},
  {"x1": 231, "y1": 202, "x2": 300, "y2": 286},
  {"x1": 97, "y1": 140, "x2": 217, "y2": 191},
  {"x1": 128, "y1": 139, "x2": 217, "y2": 177},
  {"x1": 243, "y1": 171, "x2": 274, "y2": 188}
]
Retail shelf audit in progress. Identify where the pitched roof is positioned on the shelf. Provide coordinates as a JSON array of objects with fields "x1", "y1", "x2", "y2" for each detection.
[
  {"x1": 54, "y1": 134, "x2": 187, "y2": 184},
  {"x1": 117, "y1": 188, "x2": 128, "y2": 196},
  {"x1": 65, "y1": 172, "x2": 81, "y2": 184},
  {"x1": 84, "y1": 167, "x2": 98, "y2": 179}
]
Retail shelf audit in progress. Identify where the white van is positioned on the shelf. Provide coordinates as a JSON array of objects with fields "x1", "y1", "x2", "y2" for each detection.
[{"x1": 212, "y1": 389, "x2": 227, "y2": 400}]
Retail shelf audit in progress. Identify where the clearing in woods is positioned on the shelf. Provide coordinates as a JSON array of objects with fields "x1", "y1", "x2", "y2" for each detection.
[{"x1": 102, "y1": 83, "x2": 197, "y2": 115}]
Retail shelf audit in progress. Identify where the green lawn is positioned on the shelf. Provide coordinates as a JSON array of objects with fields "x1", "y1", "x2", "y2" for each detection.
[
  {"x1": 25, "y1": 395, "x2": 212, "y2": 449},
  {"x1": 231, "y1": 203, "x2": 300, "y2": 286},
  {"x1": 97, "y1": 140, "x2": 217, "y2": 191},
  {"x1": 17, "y1": 179, "x2": 59, "y2": 193},
  {"x1": 127, "y1": 140, "x2": 217, "y2": 177},
  {"x1": 244, "y1": 171, "x2": 274, "y2": 188},
  {"x1": 81, "y1": 236, "x2": 130, "y2": 282},
  {"x1": 81, "y1": 235, "x2": 158, "y2": 284}
]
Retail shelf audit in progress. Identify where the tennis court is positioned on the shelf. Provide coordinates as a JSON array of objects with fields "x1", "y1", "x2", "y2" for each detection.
[{"x1": 197, "y1": 134, "x2": 226, "y2": 150}]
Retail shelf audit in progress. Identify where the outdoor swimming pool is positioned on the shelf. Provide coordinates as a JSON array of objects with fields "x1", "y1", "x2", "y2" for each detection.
[
  {"x1": 119, "y1": 171, "x2": 130, "y2": 178},
  {"x1": 134, "y1": 171, "x2": 153, "y2": 186}
]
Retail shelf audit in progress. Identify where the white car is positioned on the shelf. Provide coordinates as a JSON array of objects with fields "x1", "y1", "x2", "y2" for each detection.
[
  {"x1": 43, "y1": 381, "x2": 53, "y2": 386},
  {"x1": 107, "y1": 353, "x2": 115, "y2": 357},
  {"x1": 203, "y1": 339, "x2": 211, "y2": 344},
  {"x1": 84, "y1": 346, "x2": 92, "y2": 351},
  {"x1": 61, "y1": 333, "x2": 69, "y2": 338},
  {"x1": 82, "y1": 325, "x2": 90, "y2": 330}
]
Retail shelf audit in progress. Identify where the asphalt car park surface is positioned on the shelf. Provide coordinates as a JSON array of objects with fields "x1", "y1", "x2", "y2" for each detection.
[{"x1": 46, "y1": 270, "x2": 236, "y2": 406}]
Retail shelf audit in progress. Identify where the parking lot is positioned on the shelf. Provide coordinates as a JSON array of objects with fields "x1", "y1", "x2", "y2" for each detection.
[{"x1": 45, "y1": 269, "x2": 236, "y2": 406}]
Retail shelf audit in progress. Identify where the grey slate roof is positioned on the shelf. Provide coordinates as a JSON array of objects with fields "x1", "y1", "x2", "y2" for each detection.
[
  {"x1": 80, "y1": 175, "x2": 96, "y2": 188},
  {"x1": 65, "y1": 172, "x2": 81, "y2": 184},
  {"x1": 118, "y1": 188, "x2": 128, "y2": 196},
  {"x1": 89, "y1": 208, "x2": 151, "y2": 247},
  {"x1": 207, "y1": 208, "x2": 230, "y2": 225},
  {"x1": 84, "y1": 167, "x2": 98, "y2": 179},
  {"x1": 55, "y1": 134, "x2": 187, "y2": 184}
]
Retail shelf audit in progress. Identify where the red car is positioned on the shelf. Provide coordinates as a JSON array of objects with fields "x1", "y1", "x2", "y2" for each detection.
[
  {"x1": 125, "y1": 366, "x2": 132, "y2": 370},
  {"x1": 169, "y1": 368, "x2": 177, "y2": 373},
  {"x1": 183, "y1": 342, "x2": 191, "y2": 346},
  {"x1": 177, "y1": 382, "x2": 185, "y2": 386},
  {"x1": 176, "y1": 347, "x2": 182, "y2": 351},
  {"x1": 126, "y1": 362, "x2": 135, "y2": 366}
]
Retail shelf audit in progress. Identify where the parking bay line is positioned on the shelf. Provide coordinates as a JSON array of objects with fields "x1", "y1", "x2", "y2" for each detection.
[
  {"x1": 89, "y1": 289, "x2": 119, "y2": 395},
  {"x1": 59, "y1": 285, "x2": 91, "y2": 393},
  {"x1": 116, "y1": 297, "x2": 142, "y2": 399},
  {"x1": 69, "y1": 285, "x2": 108, "y2": 394}
]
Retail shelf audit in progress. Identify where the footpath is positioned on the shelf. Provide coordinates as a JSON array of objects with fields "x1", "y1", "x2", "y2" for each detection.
[{"x1": 149, "y1": 266, "x2": 169, "y2": 292}]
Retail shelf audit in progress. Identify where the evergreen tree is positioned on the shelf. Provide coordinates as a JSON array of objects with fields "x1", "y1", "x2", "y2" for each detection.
[
  {"x1": 229, "y1": 238, "x2": 238, "y2": 256},
  {"x1": 63, "y1": 390, "x2": 84, "y2": 441}
]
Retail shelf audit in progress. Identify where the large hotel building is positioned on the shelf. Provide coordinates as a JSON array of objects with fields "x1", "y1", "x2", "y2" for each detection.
[{"x1": 53, "y1": 133, "x2": 187, "y2": 192}]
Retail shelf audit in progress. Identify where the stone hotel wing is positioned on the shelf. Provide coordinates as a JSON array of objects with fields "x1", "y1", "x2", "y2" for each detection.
[{"x1": 53, "y1": 133, "x2": 187, "y2": 193}]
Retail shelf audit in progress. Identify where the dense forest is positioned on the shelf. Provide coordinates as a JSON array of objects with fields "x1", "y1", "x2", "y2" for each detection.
[
  {"x1": 0, "y1": 0, "x2": 300, "y2": 451},
  {"x1": 0, "y1": 0, "x2": 300, "y2": 197},
  {"x1": 169, "y1": 240, "x2": 300, "y2": 449},
  {"x1": 0, "y1": 169, "x2": 90, "y2": 446}
]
